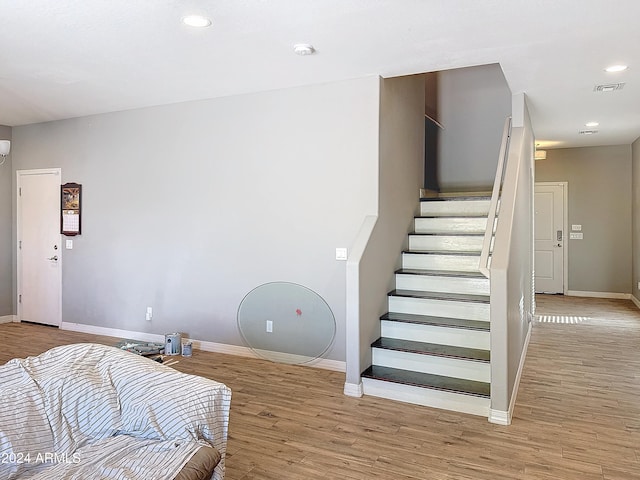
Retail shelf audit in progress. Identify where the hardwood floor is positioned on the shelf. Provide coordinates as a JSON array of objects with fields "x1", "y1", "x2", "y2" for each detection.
[{"x1": 1, "y1": 294, "x2": 640, "y2": 479}]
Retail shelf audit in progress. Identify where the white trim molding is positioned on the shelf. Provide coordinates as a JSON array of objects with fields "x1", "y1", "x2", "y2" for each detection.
[
  {"x1": 567, "y1": 291, "x2": 631, "y2": 300},
  {"x1": 343, "y1": 381, "x2": 364, "y2": 397},
  {"x1": 61, "y1": 322, "x2": 165, "y2": 344},
  {"x1": 0, "y1": 315, "x2": 18, "y2": 324},
  {"x1": 632, "y1": 295, "x2": 640, "y2": 310},
  {"x1": 489, "y1": 409, "x2": 510, "y2": 426},
  {"x1": 490, "y1": 322, "x2": 532, "y2": 425},
  {"x1": 60, "y1": 322, "x2": 345, "y2": 372}
]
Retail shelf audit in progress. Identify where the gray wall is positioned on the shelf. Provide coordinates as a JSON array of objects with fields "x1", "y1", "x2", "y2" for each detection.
[
  {"x1": 490, "y1": 94, "x2": 534, "y2": 417},
  {"x1": 0, "y1": 125, "x2": 11, "y2": 316},
  {"x1": 346, "y1": 75, "x2": 425, "y2": 384},
  {"x1": 633, "y1": 137, "x2": 640, "y2": 301},
  {"x1": 12, "y1": 77, "x2": 381, "y2": 361},
  {"x1": 438, "y1": 64, "x2": 512, "y2": 191},
  {"x1": 535, "y1": 145, "x2": 632, "y2": 294}
]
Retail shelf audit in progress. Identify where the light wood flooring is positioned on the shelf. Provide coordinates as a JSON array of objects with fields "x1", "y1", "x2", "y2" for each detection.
[{"x1": 1, "y1": 294, "x2": 640, "y2": 479}]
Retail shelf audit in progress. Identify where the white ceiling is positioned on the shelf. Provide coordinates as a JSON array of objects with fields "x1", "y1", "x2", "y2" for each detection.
[{"x1": 2, "y1": 0, "x2": 639, "y2": 149}]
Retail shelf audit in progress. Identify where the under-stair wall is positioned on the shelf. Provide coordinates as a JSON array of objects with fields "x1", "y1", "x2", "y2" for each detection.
[{"x1": 344, "y1": 75, "x2": 426, "y2": 394}]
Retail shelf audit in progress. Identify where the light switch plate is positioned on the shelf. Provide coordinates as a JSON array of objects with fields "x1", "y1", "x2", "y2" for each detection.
[
  {"x1": 65, "y1": 239, "x2": 73, "y2": 249},
  {"x1": 335, "y1": 248, "x2": 348, "y2": 261},
  {"x1": 571, "y1": 224, "x2": 582, "y2": 231},
  {"x1": 570, "y1": 232, "x2": 583, "y2": 240}
]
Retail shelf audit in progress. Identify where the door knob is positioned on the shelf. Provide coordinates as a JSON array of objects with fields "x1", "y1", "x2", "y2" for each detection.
[
  {"x1": 48, "y1": 255, "x2": 58, "y2": 261},
  {"x1": 555, "y1": 243, "x2": 562, "y2": 248}
]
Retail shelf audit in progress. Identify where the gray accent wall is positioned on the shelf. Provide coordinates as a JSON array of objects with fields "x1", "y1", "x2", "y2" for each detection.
[
  {"x1": 535, "y1": 145, "x2": 632, "y2": 294},
  {"x1": 438, "y1": 64, "x2": 512, "y2": 192},
  {"x1": 12, "y1": 77, "x2": 382, "y2": 361},
  {"x1": 0, "y1": 125, "x2": 11, "y2": 316},
  {"x1": 633, "y1": 137, "x2": 640, "y2": 301}
]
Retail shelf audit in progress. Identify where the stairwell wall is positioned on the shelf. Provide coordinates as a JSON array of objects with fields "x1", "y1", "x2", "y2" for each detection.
[
  {"x1": 0, "y1": 125, "x2": 11, "y2": 317},
  {"x1": 437, "y1": 64, "x2": 512, "y2": 192},
  {"x1": 345, "y1": 75, "x2": 425, "y2": 387},
  {"x1": 11, "y1": 77, "x2": 381, "y2": 363}
]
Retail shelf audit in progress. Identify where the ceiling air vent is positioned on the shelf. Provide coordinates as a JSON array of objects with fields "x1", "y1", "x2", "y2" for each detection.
[
  {"x1": 593, "y1": 83, "x2": 625, "y2": 92},
  {"x1": 579, "y1": 130, "x2": 598, "y2": 135}
]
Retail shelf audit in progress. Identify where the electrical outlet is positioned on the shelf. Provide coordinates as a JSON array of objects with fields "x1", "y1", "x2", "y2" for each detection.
[
  {"x1": 266, "y1": 320, "x2": 273, "y2": 333},
  {"x1": 335, "y1": 247, "x2": 348, "y2": 261},
  {"x1": 145, "y1": 306, "x2": 152, "y2": 321}
]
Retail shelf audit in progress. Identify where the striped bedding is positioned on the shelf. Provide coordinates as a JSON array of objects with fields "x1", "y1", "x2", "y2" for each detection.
[{"x1": 0, "y1": 343, "x2": 231, "y2": 480}]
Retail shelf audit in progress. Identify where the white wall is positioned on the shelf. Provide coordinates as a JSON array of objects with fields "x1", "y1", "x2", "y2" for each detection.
[
  {"x1": 345, "y1": 75, "x2": 425, "y2": 385},
  {"x1": 12, "y1": 77, "x2": 381, "y2": 361},
  {"x1": 438, "y1": 64, "x2": 512, "y2": 191},
  {"x1": 0, "y1": 125, "x2": 11, "y2": 316},
  {"x1": 536, "y1": 145, "x2": 632, "y2": 294}
]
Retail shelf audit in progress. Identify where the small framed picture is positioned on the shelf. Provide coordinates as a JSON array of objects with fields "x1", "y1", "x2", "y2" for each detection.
[{"x1": 61, "y1": 183, "x2": 82, "y2": 236}]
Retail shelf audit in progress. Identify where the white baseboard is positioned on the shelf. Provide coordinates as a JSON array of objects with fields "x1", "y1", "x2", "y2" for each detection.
[
  {"x1": 489, "y1": 409, "x2": 510, "y2": 425},
  {"x1": 0, "y1": 315, "x2": 17, "y2": 324},
  {"x1": 343, "y1": 381, "x2": 363, "y2": 397},
  {"x1": 631, "y1": 295, "x2": 640, "y2": 310},
  {"x1": 489, "y1": 321, "x2": 532, "y2": 426},
  {"x1": 566, "y1": 290, "x2": 631, "y2": 300},
  {"x1": 61, "y1": 322, "x2": 165, "y2": 343},
  {"x1": 60, "y1": 322, "x2": 345, "y2": 372}
]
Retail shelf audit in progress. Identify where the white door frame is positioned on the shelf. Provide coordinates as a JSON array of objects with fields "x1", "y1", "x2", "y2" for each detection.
[
  {"x1": 16, "y1": 168, "x2": 63, "y2": 326},
  {"x1": 534, "y1": 181, "x2": 568, "y2": 294}
]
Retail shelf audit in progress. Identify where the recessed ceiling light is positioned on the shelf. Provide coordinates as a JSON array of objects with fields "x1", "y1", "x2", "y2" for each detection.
[
  {"x1": 585, "y1": 121, "x2": 599, "y2": 127},
  {"x1": 182, "y1": 15, "x2": 212, "y2": 27},
  {"x1": 605, "y1": 64, "x2": 628, "y2": 73},
  {"x1": 293, "y1": 44, "x2": 316, "y2": 56}
]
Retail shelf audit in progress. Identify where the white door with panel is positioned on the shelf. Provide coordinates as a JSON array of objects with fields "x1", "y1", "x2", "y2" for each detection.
[
  {"x1": 17, "y1": 169, "x2": 62, "y2": 326},
  {"x1": 534, "y1": 183, "x2": 565, "y2": 294}
]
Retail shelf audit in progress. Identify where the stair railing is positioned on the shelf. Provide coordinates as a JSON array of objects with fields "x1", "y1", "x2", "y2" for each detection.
[{"x1": 479, "y1": 116, "x2": 512, "y2": 278}]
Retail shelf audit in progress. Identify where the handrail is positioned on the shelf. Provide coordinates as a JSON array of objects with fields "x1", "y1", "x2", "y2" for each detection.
[{"x1": 479, "y1": 116, "x2": 512, "y2": 278}]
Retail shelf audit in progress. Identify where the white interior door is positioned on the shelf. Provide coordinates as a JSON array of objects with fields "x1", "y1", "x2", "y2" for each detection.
[
  {"x1": 534, "y1": 182, "x2": 566, "y2": 294},
  {"x1": 17, "y1": 169, "x2": 62, "y2": 326}
]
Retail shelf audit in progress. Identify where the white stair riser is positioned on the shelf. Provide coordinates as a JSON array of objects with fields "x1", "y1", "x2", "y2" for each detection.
[
  {"x1": 409, "y1": 234, "x2": 484, "y2": 252},
  {"x1": 381, "y1": 320, "x2": 490, "y2": 350},
  {"x1": 420, "y1": 200, "x2": 491, "y2": 217},
  {"x1": 415, "y1": 217, "x2": 487, "y2": 234},
  {"x1": 362, "y1": 377, "x2": 490, "y2": 417},
  {"x1": 372, "y1": 348, "x2": 490, "y2": 383},
  {"x1": 389, "y1": 296, "x2": 489, "y2": 321},
  {"x1": 402, "y1": 253, "x2": 480, "y2": 272},
  {"x1": 395, "y1": 273, "x2": 489, "y2": 296}
]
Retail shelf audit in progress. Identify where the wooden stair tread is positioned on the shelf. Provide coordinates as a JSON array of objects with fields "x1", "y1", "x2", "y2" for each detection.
[
  {"x1": 416, "y1": 214, "x2": 489, "y2": 219},
  {"x1": 395, "y1": 268, "x2": 486, "y2": 278},
  {"x1": 361, "y1": 365, "x2": 490, "y2": 398},
  {"x1": 389, "y1": 289, "x2": 490, "y2": 304},
  {"x1": 402, "y1": 250, "x2": 481, "y2": 257},
  {"x1": 381, "y1": 312, "x2": 489, "y2": 331},
  {"x1": 372, "y1": 337, "x2": 490, "y2": 362},
  {"x1": 420, "y1": 193, "x2": 491, "y2": 201},
  {"x1": 409, "y1": 232, "x2": 485, "y2": 237}
]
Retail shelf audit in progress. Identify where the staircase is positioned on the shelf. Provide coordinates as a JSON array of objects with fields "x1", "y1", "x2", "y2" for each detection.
[{"x1": 361, "y1": 193, "x2": 493, "y2": 417}]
